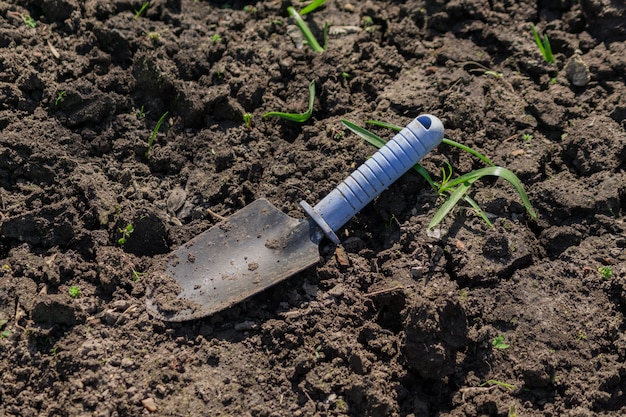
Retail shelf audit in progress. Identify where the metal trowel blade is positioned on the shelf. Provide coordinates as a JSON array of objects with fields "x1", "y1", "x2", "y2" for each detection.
[{"x1": 146, "y1": 199, "x2": 323, "y2": 322}]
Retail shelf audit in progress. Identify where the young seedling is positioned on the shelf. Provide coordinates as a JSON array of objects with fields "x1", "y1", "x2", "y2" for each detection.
[
  {"x1": 598, "y1": 266, "x2": 613, "y2": 280},
  {"x1": 122, "y1": 254, "x2": 146, "y2": 282},
  {"x1": 243, "y1": 112, "x2": 252, "y2": 129},
  {"x1": 341, "y1": 119, "x2": 537, "y2": 229},
  {"x1": 0, "y1": 319, "x2": 10, "y2": 339},
  {"x1": 136, "y1": 105, "x2": 146, "y2": 118},
  {"x1": 531, "y1": 24, "x2": 555, "y2": 63},
  {"x1": 480, "y1": 379, "x2": 515, "y2": 390},
  {"x1": 131, "y1": 269, "x2": 147, "y2": 282},
  {"x1": 313, "y1": 343, "x2": 323, "y2": 359},
  {"x1": 263, "y1": 80, "x2": 315, "y2": 122},
  {"x1": 492, "y1": 334, "x2": 510, "y2": 350},
  {"x1": 118, "y1": 224, "x2": 134, "y2": 245},
  {"x1": 145, "y1": 111, "x2": 168, "y2": 157},
  {"x1": 146, "y1": 31, "x2": 161, "y2": 41},
  {"x1": 134, "y1": 1, "x2": 149, "y2": 19},
  {"x1": 287, "y1": 1, "x2": 328, "y2": 52},
  {"x1": 54, "y1": 91, "x2": 66, "y2": 106},
  {"x1": 69, "y1": 286, "x2": 81, "y2": 298},
  {"x1": 462, "y1": 61, "x2": 503, "y2": 80},
  {"x1": 210, "y1": 34, "x2": 222, "y2": 43},
  {"x1": 8, "y1": 11, "x2": 37, "y2": 28}
]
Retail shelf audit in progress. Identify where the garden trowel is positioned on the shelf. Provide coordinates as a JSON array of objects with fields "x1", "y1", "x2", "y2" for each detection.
[{"x1": 146, "y1": 114, "x2": 444, "y2": 322}]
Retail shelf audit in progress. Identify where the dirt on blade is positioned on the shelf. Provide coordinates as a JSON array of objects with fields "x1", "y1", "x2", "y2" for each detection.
[{"x1": 0, "y1": 1, "x2": 625, "y2": 416}]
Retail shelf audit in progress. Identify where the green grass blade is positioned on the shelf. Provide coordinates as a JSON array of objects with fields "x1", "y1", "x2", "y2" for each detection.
[
  {"x1": 531, "y1": 25, "x2": 554, "y2": 63},
  {"x1": 442, "y1": 138, "x2": 494, "y2": 166},
  {"x1": 463, "y1": 195, "x2": 493, "y2": 227},
  {"x1": 531, "y1": 25, "x2": 546, "y2": 58},
  {"x1": 287, "y1": 6, "x2": 324, "y2": 52},
  {"x1": 414, "y1": 164, "x2": 438, "y2": 191},
  {"x1": 145, "y1": 111, "x2": 168, "y2": 157},
  {"x1": 263, "y1": 80, "x2": 316, "y2": 122},
  {"x1": 300, "y1": 0, "x2": 327, "y2": 15},
  {"x1": 443, "y1": 166, "x2": 537, "y2": 219},
  {"x1": 366, "y1": 119, "x2": 402, "y2": 131},
  {"x1": 429, "y1": 182, "x2": 472, "y2": 229},
  {"x1": 543, "y1": 34, "x2": 554, "y2": 63},
  {"x1": 341, "y1": 119, "x2": 387, "y2": 148}
]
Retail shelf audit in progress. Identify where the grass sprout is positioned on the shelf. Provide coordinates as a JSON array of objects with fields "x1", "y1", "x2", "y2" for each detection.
[
  {"x1": 145, "y1": 111, "x2": 169, "y2": 157},
  {"x1": 54, "y1": 91, "x2": 66, "y2": 106},
  {"x1": 531, "y1": 24, "x2": 554, "y2": 63},
  {"x1": 287, "y1": 3, "x2": 328, "y2": 52},
  {"x1": 243, "y1": 112, "x2": 252, "y2": 129},
  {"x1": 480, "y1": 379, "x2": 515, "y2": 390},
  {"x1": 135, "y1": 1, "x2": 149, "y2": 19},
  {"x1": 263, "y1": 80, "x2": 315, "y2": 122},
  {"x1": 341, "y1": 119, "x2": 537, "y2": 229},
  {"x1": 300, "y1": 0, "x2": 327, "y2": 15},
  {"x1": 8, "y1": 11, "x2": 37, "y2": 28}
]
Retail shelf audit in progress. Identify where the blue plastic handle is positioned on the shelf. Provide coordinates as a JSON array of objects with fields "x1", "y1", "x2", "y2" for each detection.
[{"x1": 300, "y1": 114, "x2": 444, "y2": 244}]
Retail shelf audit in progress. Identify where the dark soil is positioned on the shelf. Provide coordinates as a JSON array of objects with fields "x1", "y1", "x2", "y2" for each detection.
[{"x1": 1, "y1": 0, "x2": 625, "y2": 416}]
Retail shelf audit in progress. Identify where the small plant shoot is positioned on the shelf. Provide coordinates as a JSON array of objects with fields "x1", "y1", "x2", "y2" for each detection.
[
  {"x1": 55, "y1": 91, "x2": 66, "y2": 106},
  {"x1": 341, "y1": 119, "x2": 536, "y2": 230},
  {"x1": 118, "y1": 224, "x2": 134, "y2": 245},
  {"x1": 598, "y1": 266, "x2": 613, "y2": 280},
  {"x1": 480, "y1": 379, "x2": 515, "y2": 390},
  {"x1": 135, "y1": 1, "x2": 149, "y2": 19},
  {"x1": 0, "y1": 319, "x2": 9, "y2": 339},
  {"x1": 8, "y1": 11, "x2": 37, "y2": 28},
  {"x1": 492, "y1": 334, "x2": 510, "y2": 350},
  {"x1": 531, "y1": 24, "x2": 554, "y2": 63},
  {"x1": 243, "y1": 112, "x2": 252, "y2": 129},
  {"x1": 69, "y1": 286, "x2": 81, "y2": 298},
  {"x1": 145, "y1": 111, "x2": 169, "y2": 157},
  {"x1": 263, "y1": 80, "x2": 315, "y2": 122},
  {"x1": 287, "y1": 1, "x2": 328, "y2": 52}
]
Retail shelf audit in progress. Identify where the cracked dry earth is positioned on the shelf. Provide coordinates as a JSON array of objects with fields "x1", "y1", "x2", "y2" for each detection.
[{"x1": 0, "y1": 0, "x2": 625, "y2": 416}]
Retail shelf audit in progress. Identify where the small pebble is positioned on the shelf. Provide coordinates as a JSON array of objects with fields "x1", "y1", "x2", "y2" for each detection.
[
  {"x1": 111, "y1": 300, "x2": 130, "y2": 311},
  {"x1": 141, "y1": 398, "x2": 157, "y2": 413},
  {"x1": 234, "y1": 321, "x2": 257, "y2": 331},
  {"x1": 334, "y1": 246, "x2": 350, "y2": 267},
  {"x1": 411, "y1": 266, "x2": 428, "y2": 278},
  {"x1": 565, "y1": 51, "x2": 590, "y2": 86},
  {"x1": 166, "y1": 187, "x2": 187, "y2": 213},
  {"x1": 120, "y1": 357, "x2": 134, "y2": 368}
]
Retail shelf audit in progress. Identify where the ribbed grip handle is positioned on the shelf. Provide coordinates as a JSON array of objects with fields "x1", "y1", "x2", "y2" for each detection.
[{"x1": 300, "y1": 114, "x2": 444, "y2": 243}]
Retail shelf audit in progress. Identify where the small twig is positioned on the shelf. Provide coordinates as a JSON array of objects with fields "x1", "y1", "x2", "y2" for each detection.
[
  {"x1": 460, "y1": 385, "x2": 500, "y2": 402},
  {"x1": 207, "y1": 207, "x2": 227, "y2": 221},
  {"x1": 365, "y1": 285, "x2": 404, "y2": 297},
  {"x1": 115, "y1": 305, "x2": 137, "y2": 326}
]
